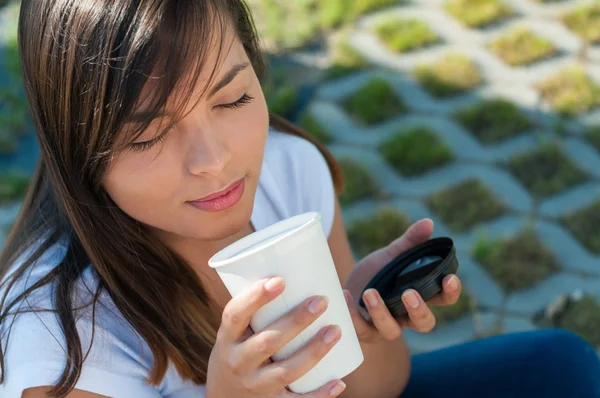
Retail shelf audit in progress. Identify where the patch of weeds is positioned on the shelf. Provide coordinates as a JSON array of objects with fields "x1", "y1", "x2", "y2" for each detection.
[
  {"x1": 348, "y1": 207, "x2": 411, "y2": 258},
  {"x1": 415, "y1": 53, "x2": 482, "y2": 98},
  {"x1": 0, "y1": 131, "x2": 17, "y2": 154},
  {"x1": 374, "y1": 17, "x2": 439, "y2": 53},
  {"x1": 380, "y1": 126, "x2": 453, "y2": 177},
  {"x1": 325, "y1": 40, "x2": 369, "y2": 81},
  {"x1": 454, "y1": 98, "x2": 533, "y2": 144},
  {"x1": 427, "y1": 179, "x2": 506, "y2": 232},
  {"x1": 473, "y1": 230, "x2": 561, "y2": 292},
  {"x1": 585, "y1": 125, "x2": 600, "y2": 153},
  {"x1": 557, "y1": 295, "x2": 600, "y2": 348},
  {"x1": 563, "y1": 200, "x2": 600, "y2": 255},
  {"x1": 432, "y1": 291, "x2": 474, "y2": 325},
  {"x1": 0, "y1": 172, "x2": 30, "y2": 204},
  {"x1": 354, "y1": 0, "x2": 399, "y2": 16},
  {"x1": 3, "y1": 1, "x2": 21, "y2": 79},
  {"x1": 507, "y1": 143, "x2": 588, "y2": 198},
  {"x1": 319, "y1": 0, "x2": 400, "y2": 29},
  {"x1": 489, "y1": 28, "x2": 557, "y2": 66},
  {"x1": 562, "y1": 4, "x2": 600, "y2": 44},
  {"x1": 446, "y1": 0, "x2": 514, "y2": 28},
  {"x1": 299, "y1": 112, "x2": 333, "y2": 144},
  {"x1": 536, "y1": 66, "x2": 600, "y2": 116},
  {"x1": 338, "y1": 158, "x2": 379, "y2": 206},
  {"x1": 342, "y1": 77, "x2": 407, "y2": 126}
]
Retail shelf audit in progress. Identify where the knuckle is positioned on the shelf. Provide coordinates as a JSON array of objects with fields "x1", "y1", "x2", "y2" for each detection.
[
  {"x1": 419, "y1": 315, "x2": 436, "y2": 333},
  {"x1": 241, "y1": 377, "x2": 259, "y2": 393},
  {"x1": 311, "y1": 339, "x2": 330, "y2": 360},
  {"x1": 387, "y1": 328, "x2": 402, "y2": 341},
  {"x1": 226, "y1": 354, "x2": 244, "y2": 374},
  {"x1": 274, "y1": 366, "x2": 294, "y2": 386},
  {"x1": 222, "y1": 306, "x2": 242, "y2": 326},
  {"x1": 255, "y1": 332, "x2": 278, "y2": 356}
]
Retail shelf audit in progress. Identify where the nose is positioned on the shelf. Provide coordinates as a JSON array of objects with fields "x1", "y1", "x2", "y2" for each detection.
[{"x1": 185, "y1": 127, "x2": 232, "y2": 177}]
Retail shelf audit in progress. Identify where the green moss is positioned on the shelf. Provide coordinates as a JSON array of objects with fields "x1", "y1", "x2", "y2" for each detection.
[
  {"x1": 380, "y1": 126, "x2": 453, "y2": 177},
  {"x1": 338, "y1": 159, "x2": 379, "y2": 206},
  {"x1": 562, "y1": 4, "x2": 600, "y2": 44},
  {"x1": 4, "y1": 2, "x2": 21, "y2": 79},
  {"x1": 563, "y1": 200, "x2": 600, "y2": 255},
  {"x1": 454, "y1": 99, "x2": 533, "y2": 144},
  {"x1": 342, "y1": 77, "x2": 406, "y2": 126},
  {"x1": 585, "y1": 125, "x2": 600, "y2": 153},
  {"x1": 0, "y1": 172, "x2": 30, "y2": 204},
  {"x1": 415, "y1": 54, "x2": 482, "y2": 98},
  {"x1": 319, "y1": 0, "x2": 399, "y2": 29},
  {"x1": 489, "y1": 28, "x2": 557, "y2": 66},
  {"x1": 507, "y1": 143, "x2": 588, "y2": 198},
  {"x1": 265, "y1": 84, "x2": 298, "y2": 118},
  {"x1": 427, "y1": 179, "x2": 507, "y2": 232},
  {"x1": 473, "y1": 230, "x2": 561, "y2": 292},
  {"x1": 446, "y1": 0, "x2": 514, "y2": 28},
  {"x1": 348, "y1": 208, "x2": 411, "y2": 258},
  {"x1": 0, "y1": 135, "x2": 16, "y2": 154},
  {"x1": 374, "y1": 18, "x2": 439, "y2": 53},
  {"x1": 431, "y1": 291, "x2": 473, "y2": 325},
  {"x1": 325, "y1": 40, "x2": 369, "y2": 81},
  {"x1": 299, "y1": 112, "x2": 333, "y2": 144},
  {"x1": 537, "y1": 66, "x2": 600, "y2": 116},
  {"x1": 355, "y1": 0, "x2": 399, "y2": 16},
  {"x1": 557, "y1": 295, "x2": 600, "y2": 348}
]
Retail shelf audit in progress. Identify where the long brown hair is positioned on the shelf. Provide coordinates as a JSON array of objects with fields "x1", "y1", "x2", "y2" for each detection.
[{"x1": 0, "y1": 0, "x2": 343, "y2": 396}]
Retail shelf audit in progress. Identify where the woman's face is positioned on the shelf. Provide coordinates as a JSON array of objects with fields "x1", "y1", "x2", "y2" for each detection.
[{"x1": 103, "y1": 29, "x2": 269, "y2": 242}]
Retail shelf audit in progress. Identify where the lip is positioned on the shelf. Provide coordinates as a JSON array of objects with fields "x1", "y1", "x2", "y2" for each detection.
[
  {"x1": 187, "y1": 178, "x2": 246, "y2": 213},
  {"x1": 195, "y1": 179, "x2": 244, "y2": 202}
]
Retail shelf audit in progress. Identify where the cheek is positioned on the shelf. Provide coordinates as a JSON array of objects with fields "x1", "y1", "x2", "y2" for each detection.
[{"x1": 103, "y1": 153, "x2": 177, "y2": 221}]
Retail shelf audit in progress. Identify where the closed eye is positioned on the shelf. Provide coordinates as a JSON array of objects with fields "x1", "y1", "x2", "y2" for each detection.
[{"x1": 217, "y1": 93, "x2": 254, "y2": 110}]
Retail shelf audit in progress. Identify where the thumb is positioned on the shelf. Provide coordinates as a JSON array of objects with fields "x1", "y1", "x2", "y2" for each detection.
[
  {"x1": 284, "y1": 380, "x2": 347, "y2": 397},
  {"x1": 384, "y1": 218, "x2": 434, "y2": 260}
]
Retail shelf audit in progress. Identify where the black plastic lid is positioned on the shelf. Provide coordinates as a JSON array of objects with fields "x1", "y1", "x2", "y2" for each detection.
[{"x1": 358, "y1": 237, "x2": 459, "y2": 318}]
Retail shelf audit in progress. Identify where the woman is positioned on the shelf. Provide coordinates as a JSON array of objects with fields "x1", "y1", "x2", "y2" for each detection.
[{"x1": 1, "y1": 1, "x2": 599, "y2": 397}]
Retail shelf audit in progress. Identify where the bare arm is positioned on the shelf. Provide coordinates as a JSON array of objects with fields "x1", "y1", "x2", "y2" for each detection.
[
  {"x1": 327, "y1": 200, "x2": 411, "y2": 398},
  {"x1": 23, "y1": 387, "x2": 108, "y2": 398}
]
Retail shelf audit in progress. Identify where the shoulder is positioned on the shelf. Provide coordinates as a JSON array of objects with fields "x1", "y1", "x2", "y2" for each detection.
[
  {"x1": 0, "y1": 241, "x2": 161, "y2": 397},
  {"x1": 257, "y1": 129, "x2": 336, "y2": 236}
]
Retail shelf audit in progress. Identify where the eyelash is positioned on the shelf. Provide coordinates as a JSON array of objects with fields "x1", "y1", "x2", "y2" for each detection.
[
  {"x1": 217, "y1": 93, "x2": 254, "y2": 110},
  {"x1": 129, "y1": 93, "x2": 254, "y2": 152}
]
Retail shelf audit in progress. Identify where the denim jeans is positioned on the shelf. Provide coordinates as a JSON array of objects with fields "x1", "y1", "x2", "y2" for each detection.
[{"x1": 401, "y1": 329, "x2": 600, "y2": 398}]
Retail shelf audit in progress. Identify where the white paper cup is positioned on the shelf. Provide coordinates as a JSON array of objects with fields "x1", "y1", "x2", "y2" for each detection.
[{"x1": 208, "y1": 212, "x2": 364, "y2": 393}]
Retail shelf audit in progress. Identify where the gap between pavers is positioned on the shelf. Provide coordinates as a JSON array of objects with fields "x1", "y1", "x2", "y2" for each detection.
[{"x1": 505, "y1": 273, "x2": 600, "y2": 316}]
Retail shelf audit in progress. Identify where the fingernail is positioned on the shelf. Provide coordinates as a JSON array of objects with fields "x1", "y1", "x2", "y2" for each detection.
[
  {"x1": 365, "y1": 290, "x2": 378, "y2": 308},
  {"x1": 329, "y1": 380, "x2": 346, "y2": 396},
  {"x1": 323, "y1": 325, "x2": 341, "y2": 344},
  {"x1": 403, "y1": 290, "x2": 420, "y2": 308},
  {"x1": 309, "y1": 296, "x2": 328, "y2": 315},
  {"x1": 264, "y1": 277, "x2": 284, "y2": 293},
  {"x1": 448, "y1": 275, "x2": 458, "y2": 291}
]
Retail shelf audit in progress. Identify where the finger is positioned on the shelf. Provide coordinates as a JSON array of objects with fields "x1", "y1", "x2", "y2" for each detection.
[
  {"x1": 219, "y1": 277, "x2": 285, "y2": 343},
  {"x1": 382, "y1": 219, "x2": 434, "y2": 263},
  {"x1": 239, "y1": 295, "x2": 329, "y2": 369},
  {"x1": 426, "y1": 275, "x2": 462, "y2": 307},
  {"x1": 363, "y1": 289, "x2": 402, "y2": 341},
  {"x1": 344, "y1": 290, "x2": 375, "y2": 342},
  {"x1": 284, "y1": 380, "x2": 347, "y2": 398},
  {"x1": 255, "y1": 325, "x2": 342, "y2": 391},
  {"x1": 401, "y1": 289, "x2": 436, "y2": 333}
]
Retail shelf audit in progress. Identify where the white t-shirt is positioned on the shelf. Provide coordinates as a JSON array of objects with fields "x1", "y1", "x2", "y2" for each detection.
[{"x1": 0, "y1": 129, "x2": 336, "y2": 398}]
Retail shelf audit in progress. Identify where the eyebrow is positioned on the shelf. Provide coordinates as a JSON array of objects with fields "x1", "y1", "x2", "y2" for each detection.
[
  {"x1": 127, "y1": 62, "x2": 250, "y2": 122},
  {"x1": 208, "y1": 62, "x2": 250, "y2": 98}
]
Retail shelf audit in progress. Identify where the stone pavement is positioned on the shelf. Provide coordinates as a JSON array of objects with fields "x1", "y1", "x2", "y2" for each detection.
[{"x1": 296, "y1": 0, "x2": 600, "y2": 354}]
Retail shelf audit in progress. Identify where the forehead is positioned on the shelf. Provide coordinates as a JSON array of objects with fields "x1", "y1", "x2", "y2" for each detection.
[{"x1": 137, "y1": 22, "x2": 246, "y2": 109}]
